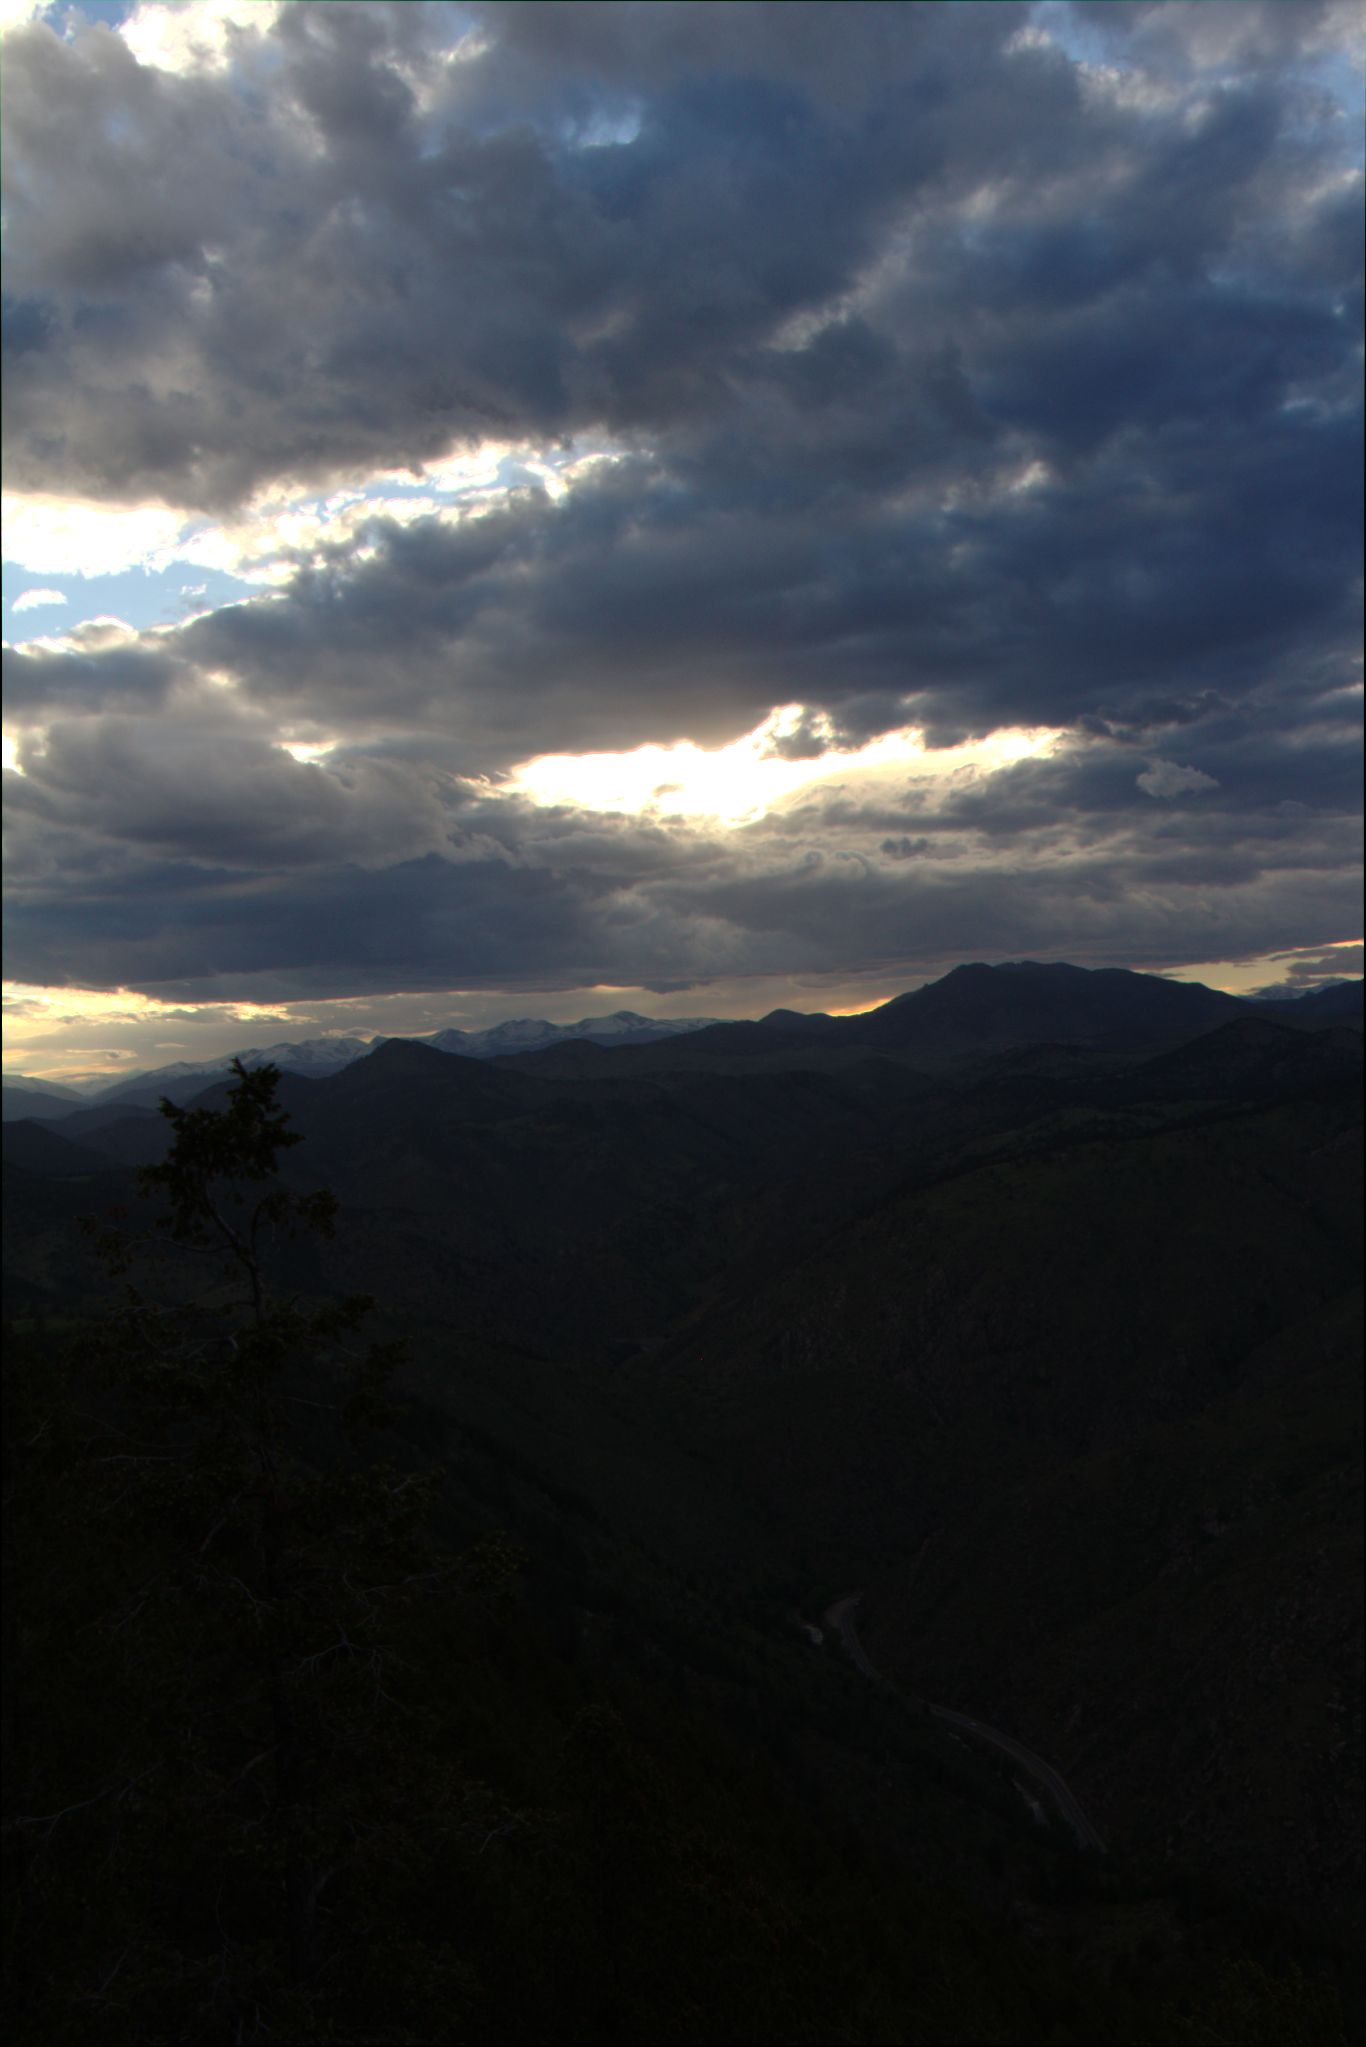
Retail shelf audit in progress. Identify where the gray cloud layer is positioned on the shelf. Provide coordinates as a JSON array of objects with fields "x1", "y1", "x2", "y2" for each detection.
[{"x1": 2, "y1": 0, "x2": 1361, "y2": 1003}]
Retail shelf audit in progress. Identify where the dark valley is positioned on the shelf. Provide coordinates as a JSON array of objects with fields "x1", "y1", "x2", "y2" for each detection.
[{"x1": 4, "y1": 961, "x2": 1361, "y2": 2043}]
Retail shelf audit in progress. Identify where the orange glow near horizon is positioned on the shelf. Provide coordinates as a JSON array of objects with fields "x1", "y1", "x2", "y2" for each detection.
[{"x1": 5, "y1": 938, "x2": 1360, "y2": 1086}]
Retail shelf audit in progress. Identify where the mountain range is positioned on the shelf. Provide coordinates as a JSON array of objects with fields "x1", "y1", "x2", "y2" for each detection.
[
  {"x1": 4, "y1": 957, "x2": 1362, "y2": 2011},
  {"x1": 5, "y1": 966, "x2": 1359, "y2": 1120},
  {"x1": 3, "y1": 1009, "x2": 723, "y2": 1116}
]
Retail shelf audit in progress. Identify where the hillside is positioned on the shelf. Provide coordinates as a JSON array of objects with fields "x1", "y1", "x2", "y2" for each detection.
[
  {"x1": 862, "y1": 1296, "x2": 1363, "y2": 1941},
  {"x1": 3, "y1": 1083, "x2": 90, "y2": 1123},
  {"x1": 627, "y1": 1062, "x2": 1362, "y2": 1940},
  {"x1": 4, "y1": 963, "x2": 1361, "y2": 2039}
]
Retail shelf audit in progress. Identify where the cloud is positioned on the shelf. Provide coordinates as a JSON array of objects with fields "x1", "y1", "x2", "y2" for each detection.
[
  {"x1": 0, "y1": 494, "x2": 189, "y2": 577},
  {"x1": 0, "y1": 1, "x2": 1359, "y2": 1015},
  {"x1": 10, "y1": 0, "x2": 1351, "y2": 517},
  {"x1": 1136, "y1": 758, "x2": 1221, "y2": 799},
  {"x1": 3, "y1": 709, "x2": 463, "y2": 875},
  {"x1": 118, "y1": 1, "x2": 285, "y2": 77},
  {"x1": 1248, "y1": 939, "x2": 1365, "y2": 997},
  {"x1": 0, "y1": 0, "x2": 50, "y2": 32},
  {"x1": 2, "y1": 709, "x2": 1358, "y2": 1007},
  {"x1": 10, "y1": 586, "x2": 67, "y2": 612}
]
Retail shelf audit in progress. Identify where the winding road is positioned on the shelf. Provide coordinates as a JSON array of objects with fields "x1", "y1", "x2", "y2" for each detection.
[{"x1": 822, "y1": 1594, "x2": 1107, "y2": 1856}]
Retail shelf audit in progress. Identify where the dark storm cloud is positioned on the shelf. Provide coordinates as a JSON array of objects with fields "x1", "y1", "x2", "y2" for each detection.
[
  {"x1": 0, "y1": 1, "x2": 1028, "y2": 507},
  {"x1": 10, "y1": 820, "x2": 1357, "y2": 1005},
  {"x1": 4, "y1": 711, "x2": 1359, "y2": 1003},
  {"x1": 148, "y1": 383, "x2": 1355, "y2": 767},
  {"x1": 2, "y1": 1, "x2": 1361, "y2": 1005},
  {"x1": 3, "y1": 712, "x2": 462, "y2": 873},
  {"x1": 2, "y1": 850, "x2": 606, "y2": 1000},
  {"x1": 4, "y1": 630, "x2": 185, "y2": 720},
  {"x1": 1068, "y1": 1, "x2": 1357, "y2": 71},
  {"x1": 16, "y1": 0, "x2": 1352, "y2": 513}
]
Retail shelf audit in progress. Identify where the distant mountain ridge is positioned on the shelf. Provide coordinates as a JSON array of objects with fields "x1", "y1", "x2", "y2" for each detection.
[
  {"x1": 5, "y1": 1073, "x2": 85, "y2": 1100},
  {"x1": 3, "y1": 1082, "x2": 95, "y2": 1123},
  {"x1": 415, "y1": 1009, "x2": 722, "y2": 1060},
  {"x1": 31, "y1": 1036, "x2": 379, "y2": 1115},
  {"x1": 501, "y1": 964, "x2": 1363, "y2": 1080},
  {"x1": 3, "y1": 1010, "x2": 724, "y2": 1115},
  {"x1": 5, "y1": 967, "x2": 1359, "y2": 1118}
]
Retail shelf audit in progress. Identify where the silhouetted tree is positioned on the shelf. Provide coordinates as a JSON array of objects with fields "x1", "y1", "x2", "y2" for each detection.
[{"x1": 4, "y1": 1063, "x2": 515, "y2": 2043}]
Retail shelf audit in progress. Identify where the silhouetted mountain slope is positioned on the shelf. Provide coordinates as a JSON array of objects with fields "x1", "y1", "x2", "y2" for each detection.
[
  {"x1": 14, "y1": 964, "x2": 1361, "y2": 1104},
  {"x1": 17, "y1": 1043, "x2": 934, "y2": 1363},
  {"x1": 15, "y1": 1012, "x2": 729, "y2": 1116},
  {"x1": 6, "y1": 967, "x2": 1361, "y2": 1983},
  {"x1": 862, "y1": 1293, "x2": 1363, "y2": 1942},
  {"x1": 1254, "y1": 981, "x2": 1364, "y2": 1027},
  {"x1": 1, "y1": 1121, "x2": 118, "y2": 1176},
  {"x1": 21, "y1": 1097, "x2": 167, "y2": 1148},
  {"x1": 495, "y1": 1036, "x2": 617, "y2": 1076},
  {"x1": 323, "y1": 1034, "x2": 531, "y2": 1121},
  {"x1": 4, "y1": 1085, "x2": 85, "y2": 1124},
  {"x1": 25, "y1": 1009, "x2": 1361, "y2": 1377},
  {"x1": 628, "y1": 1069, "x2": 1361, "y2": 1934},
  {"x1": 642, "y1": 1075, "x2": 1360, "y2": 1541},
  {"x1": 845, "y1": 961, "x2": 1246, "y2": 1056},
  {"x1": 498, "y1": 963, "x2": 1294, "y2": 1080},
  {"x1": 17, "y1": 1266, "x2": 1333, "y2": 2047},
  {"x1": 4, "y1": 1073, "x2": 84, "y2": 1102},
  {"x1": 266, "y1": 1052, "x2": 936, "y2": 1362},
  {"x1": 82, "y1": 1035, "x2": 375, "y2": 1109},
  {"x1": 2, "y1": 1152, "x2": 137, "y2": 1309},
  {"x1": 497, "y1": 1029, "x2": 898, "y2": 1079},
  {"x1": 1129, "y1": 1018, "x2": 1363, "y2": 1099}
]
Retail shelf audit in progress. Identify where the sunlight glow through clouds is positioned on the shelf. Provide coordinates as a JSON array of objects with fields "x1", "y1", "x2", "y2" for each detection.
[
  {"x1": 3, "y1": 985, "x2": 273, "y2": 1029},
  {"x1": 119, "y1": 0, "x2": 283, "y2": 75},
  {"x1": 1, "y1": 980, "x2": 305, "y2": 1081},
  {"x1": 504, "y1": 709, "x2": 1061, "y2": 826},
  {"x1": 2, "y1": 444, "x2": 620, "y2": 602},
  {"x1": 1, "y1": 495, "x2": 188, "y2": 579},
  {"x1": 1161, "y1": 938, "x2": 1364, "y2": 998}
]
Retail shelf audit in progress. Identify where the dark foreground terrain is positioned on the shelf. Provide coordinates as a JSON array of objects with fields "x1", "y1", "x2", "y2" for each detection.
[{"x1": 4, "y1": 963, "x2": 1362, "y2": 2043}]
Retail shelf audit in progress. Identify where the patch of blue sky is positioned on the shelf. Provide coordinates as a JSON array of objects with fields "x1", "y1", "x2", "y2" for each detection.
[
  {"x1": 1026, "y1": 2, "x2": 1116, "y2": 71},
  {"x1": 1030, "y1": 0, "x2": 1363, "y2": 143},
  {"x1": 3, "y1": 443, "x2": 595, "y2": 642},
  {"x1": 3, "y1": 559, "x2": 258, "y2": 641},
  {"x1": 1304, "y1": 51, "x2": 1366, "y2": 168},
  {"x1": 42, "y1": 1, "x2": 131, "y2": 34}
]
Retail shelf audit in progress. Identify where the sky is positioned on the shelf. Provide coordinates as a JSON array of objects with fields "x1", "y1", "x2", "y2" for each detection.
[{"x1": 2, "y1": 0, "x2": 1362, "y2": 1082}]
